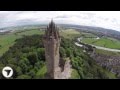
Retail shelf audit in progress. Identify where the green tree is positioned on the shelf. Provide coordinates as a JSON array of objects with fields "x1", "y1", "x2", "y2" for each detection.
[
  {"x1": 16, "y1": 66, "x2": 22, "y2": 75},
  {"x1": 28, "y1": 69, "x2": 36, "y2": 78},
  {"x1": 60, "y1": 47, "x2": 66, "y2": 58},
  {"x1": 37, "y1": 48, "x2": 45, "y2": 61},
  {"x1": 27, "y1": 52, "x2": 38, "y2": 66},
  {"x1": 66, "y1": 48, "x2": 72, "y2": 57},
  {"x1": 16, "y1": 75, "x2": 31, "y2": 79}
]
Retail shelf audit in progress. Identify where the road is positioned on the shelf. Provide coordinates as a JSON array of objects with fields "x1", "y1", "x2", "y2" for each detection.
[{"x1": 75, "y1": 38, "x2": 120, "y2": 52}]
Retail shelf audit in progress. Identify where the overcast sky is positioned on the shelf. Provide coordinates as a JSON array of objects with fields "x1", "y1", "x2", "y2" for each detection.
[{"x1": 0, "y1": 11, "x2": 120, "y2": 31}]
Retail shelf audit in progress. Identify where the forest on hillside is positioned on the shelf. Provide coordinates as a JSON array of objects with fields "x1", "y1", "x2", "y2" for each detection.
[{"x1": 0, "y1": 35, "x2": 117, "y2": 79}]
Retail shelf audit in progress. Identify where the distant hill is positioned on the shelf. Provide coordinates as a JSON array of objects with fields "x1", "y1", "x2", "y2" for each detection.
[
  {"x1": 58, "y1": 24, "x2": 120, "y2": 40},
  {"x1": 1, "y1": 24, "x2": 120, "y2": 40},
  {"x1": 0, "y1": 24, "x2": 47, "y2": 32}
]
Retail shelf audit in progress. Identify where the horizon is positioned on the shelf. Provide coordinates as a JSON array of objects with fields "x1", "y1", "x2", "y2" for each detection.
[
  {"x1": 1, "y1": 23, "x2": 120, "y2": 33},
  {"x1": 0, "y1": 11, "x2": 120, "y2": 32}
]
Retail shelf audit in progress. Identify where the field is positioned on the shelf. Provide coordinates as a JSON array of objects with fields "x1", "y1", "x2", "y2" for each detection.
[
  {"x1": 80, "y1": 32, "x2": 120, "y2": 49},
  {"x1": 95, "y1": 48, "x2": 120, "y2": 56},
  {"x1": 60, "y1": 29, "x2": 81, "y2": 39},
  {"x1": 81, "y1": 32, "x2": 97, "y2": 37},
  {"x1": 0, "y1": 29, "x2": 44, "y2": 57}
]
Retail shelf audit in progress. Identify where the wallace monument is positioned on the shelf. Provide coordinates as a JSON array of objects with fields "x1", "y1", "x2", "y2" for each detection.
[{"x1": 43, "y1": 20, "x2": 71, "y2": 79}]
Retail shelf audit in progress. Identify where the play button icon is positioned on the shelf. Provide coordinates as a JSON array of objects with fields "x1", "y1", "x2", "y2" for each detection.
[{"x1": 2, "y1": 66, "x2": 13, "y2": 78}]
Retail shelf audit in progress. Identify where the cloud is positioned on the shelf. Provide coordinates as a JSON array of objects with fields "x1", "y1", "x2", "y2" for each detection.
[{"x1": 0, "y1": 11, "x2": 120, "y2": 31}]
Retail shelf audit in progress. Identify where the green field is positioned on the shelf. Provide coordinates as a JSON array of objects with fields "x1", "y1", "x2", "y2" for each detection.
[
  {"x1": 80, "y1": 33, "x2": 120, "y2": 49},
  {"x1": 81, "y1": 32, "x2": 97, "y2": 38},
  {"x1": 0, "y1": 29, "x2": 44, "y2": 57},
  {"x1": 60, "y1": 29, "x2": 81, "y2": 39},
  {"x1": 95, "y1": 48, "x2": 120, "y2": 56}
]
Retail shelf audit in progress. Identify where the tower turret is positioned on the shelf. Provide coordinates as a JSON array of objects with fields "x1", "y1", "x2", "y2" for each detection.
[{"x1": 43, "y1": 20, "x2": 61, "y2": 79}]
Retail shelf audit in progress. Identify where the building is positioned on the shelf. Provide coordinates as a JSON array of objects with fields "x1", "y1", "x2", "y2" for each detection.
[{"x1": 43, "y1": 20, "x2": 71, "y2": 79}]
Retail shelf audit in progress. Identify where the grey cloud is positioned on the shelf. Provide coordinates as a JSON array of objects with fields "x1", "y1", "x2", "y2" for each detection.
[
  {"x1": 0, "y1": 11, "x2": 120, "y2": 31},
  {"x1": 55, "y1": 15, "x2": 70, "y2": 19}
]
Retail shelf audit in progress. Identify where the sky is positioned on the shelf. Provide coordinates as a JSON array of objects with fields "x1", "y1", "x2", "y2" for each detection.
[{"x1": 0, "y1": 11, "x2": 120, "y2": 31}]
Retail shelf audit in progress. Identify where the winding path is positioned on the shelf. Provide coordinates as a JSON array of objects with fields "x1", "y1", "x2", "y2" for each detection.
[{"x1": 75, "y1": 38, "x2": 120, "y2": 52}]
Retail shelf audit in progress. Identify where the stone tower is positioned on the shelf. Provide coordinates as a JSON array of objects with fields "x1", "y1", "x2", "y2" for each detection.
[{"x1": 43, "y1": 20, "x2": 61, "y2": 79}]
